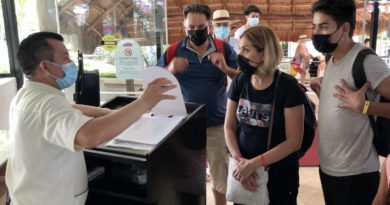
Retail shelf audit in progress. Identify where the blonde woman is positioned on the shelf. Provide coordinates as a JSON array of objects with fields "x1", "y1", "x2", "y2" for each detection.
[{"x1": 224, "y1": 26, "x2": 304, "y2": 205}]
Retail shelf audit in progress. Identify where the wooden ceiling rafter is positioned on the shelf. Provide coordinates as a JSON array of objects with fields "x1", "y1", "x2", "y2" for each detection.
[
  {"x1": 174, "y1": 0, "x2": 184, "y2": 12},
  {"x1": 291, "y1": 0, "x2": 295, "y2": 15},
  {"x1": 59, "y1": 0, "x2": 76, "y2": 15},
  {"x1": 267, "y1": 0, "x2": 270, "y2": 14},
  {"x1": 88, "y1": 0, "x2": 125, "y2": 32},
  {"x1": 62, "y1": 10, "x2": 102, "y2": 37}
]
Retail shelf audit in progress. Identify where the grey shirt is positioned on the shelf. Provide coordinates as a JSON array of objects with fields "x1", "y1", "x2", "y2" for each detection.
[{"x1": 318, "y1": 43, "x2": 390, "y2": 176}]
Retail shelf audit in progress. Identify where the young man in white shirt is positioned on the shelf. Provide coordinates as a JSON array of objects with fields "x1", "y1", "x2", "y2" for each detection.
[
  {"x1": 310, "y1": 0, "x2": 390, "y2": 204},
  {"x1": 6, "y1": 32, "x2": 175, "y2": 205},
  {"x1": 234, "y1": 5, "x2": 261, "y2": 39}
]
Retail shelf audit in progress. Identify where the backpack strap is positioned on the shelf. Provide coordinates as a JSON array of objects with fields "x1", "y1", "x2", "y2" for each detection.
[
  {"x1": 351, "y1": 48, "x2": 378, "y2": 143},
  {"x1": 267, "y1": 70, "x2": 282, "y2": 151},
  {"x1": 352, "y1": 48, "x2": 376, "y2": 89},
  {"x1": 214, "y1": 38, "x2": 225, "y2": 55},
  {"x1": 165, "y1": 41, "x2": 180, "y2": 66}
]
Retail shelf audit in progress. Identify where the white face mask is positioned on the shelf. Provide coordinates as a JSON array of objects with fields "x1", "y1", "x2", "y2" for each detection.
[
  {"x1": 215, "y1": 26, "x2": 230, "y2": 40},
  {"x1": 248, "y1": 17, "x2": 259, "y2": 26}
]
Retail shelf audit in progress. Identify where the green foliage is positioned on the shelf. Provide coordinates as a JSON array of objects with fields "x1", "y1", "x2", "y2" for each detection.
[
  {"x1": 0, "y1": 66, "x2": 10, "y2": 74},
  {"x1": 100, "y1": 72, "x2": 116, "y2": 78}
]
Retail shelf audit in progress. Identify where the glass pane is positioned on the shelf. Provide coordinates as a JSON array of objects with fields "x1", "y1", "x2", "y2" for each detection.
[
  {"x1": 15, "y1": 0, "x2": 168, "y2": 103},
  {"x1": 0, "y1": 1, "x2": 11, "y2": 75}
]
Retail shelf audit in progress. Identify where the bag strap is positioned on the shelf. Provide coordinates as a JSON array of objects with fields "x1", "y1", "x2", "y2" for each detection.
[
  {"x1": 165, "y1": 41, "x2": 180, "y2": 65},
  {"x1": 267, "y1": 70, "x2": 282, "y2": 151},
  {"x1": 351, "y1": 48, "x2": 378, "y2": 139},
  {"x1": 166, "y1": 38, "x2": 226, "y2": 65},
  {"x1": 214, "y1": 38, "x2": 225, "y2": 55}
]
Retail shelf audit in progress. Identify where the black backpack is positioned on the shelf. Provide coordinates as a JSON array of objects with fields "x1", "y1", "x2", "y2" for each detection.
[
  {"x1": 275, "y1": 71, "x2": 317, "y2": 158},
  {"x1": 352, "y1": 48, "x2": 390, "y2": 157}
]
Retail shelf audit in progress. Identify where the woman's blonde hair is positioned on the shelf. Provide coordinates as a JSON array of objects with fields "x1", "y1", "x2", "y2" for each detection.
[{"x1": 241, "y1": 26, "x2": 283, "y2": 76}]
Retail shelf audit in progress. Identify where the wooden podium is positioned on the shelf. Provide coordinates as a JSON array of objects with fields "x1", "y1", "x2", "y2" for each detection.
[{"x1": 85, "y1": 96, "x2": 206, "y2": 205}]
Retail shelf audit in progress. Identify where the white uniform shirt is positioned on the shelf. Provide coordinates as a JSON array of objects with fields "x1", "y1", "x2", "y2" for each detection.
[
  {"x1": 318, "y1": 43, "x2": 390, "y2": 176},
  {"x1": 6, "y1": 81, "x2": 92, "y2": 205},
  {"x1": 234, "y1": 26, "x2": 246, "y2": 39}
]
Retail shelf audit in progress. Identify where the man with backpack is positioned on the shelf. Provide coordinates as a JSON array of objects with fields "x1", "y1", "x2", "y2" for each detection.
[
  {"x1": 157, "y1": 4, "x2": 238, "y2": 205},
  {"x1": 310, "y1": 0, "x2": 390, "y2": 204}
]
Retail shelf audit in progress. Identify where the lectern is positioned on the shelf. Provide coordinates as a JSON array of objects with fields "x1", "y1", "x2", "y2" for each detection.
[{"x1": 85, "y1": 96, "x2": 206, "y2": 205}]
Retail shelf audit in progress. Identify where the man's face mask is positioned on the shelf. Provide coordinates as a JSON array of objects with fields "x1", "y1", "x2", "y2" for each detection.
[
  {"x1": 248, "y1": 17, "x2": 259, "y2": 27},
  {"x1": 187, "y1": 27, "x2": 209, "y2": 46},
  {"x1": 312, "y1": 27, "x2": 343, "y2": 53},
  {"x1": 46, "y1": 61, "x2": 78, "y2": 90},
  {"x1": 215, "y1": 26, "x2": 230, "y2": 40},
  {"x1": 238, "y1": 55, "x2": 260, "y2": 76}
]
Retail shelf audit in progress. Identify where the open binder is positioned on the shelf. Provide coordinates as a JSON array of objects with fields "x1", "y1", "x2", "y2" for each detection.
[{"x1": 106, "y1": 66, "x2": 187, "y2": 150}]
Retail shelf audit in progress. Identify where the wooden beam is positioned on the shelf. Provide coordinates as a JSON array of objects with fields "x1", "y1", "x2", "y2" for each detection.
[
  {"x1": 174, "y1": 0, "x2": 184, "y2": 11},
  {"x1": 168, "y1": 13, "x2": 313, "y2": 21},
  {"x1": 59, "y1": 0, "x2": 75, "y2": 15},
  {"x1": 267, "y1": 0, "x2": 270, "y2": 14},
  {"x1": 291, "y1": 0, "x2": 295, "y2": 15},
  {"x1": 222, "y1": 0, "x2": 227, "y2": 10},
  {"x1": 88, "y1": 0, "x2": 125, "y2": 32}
]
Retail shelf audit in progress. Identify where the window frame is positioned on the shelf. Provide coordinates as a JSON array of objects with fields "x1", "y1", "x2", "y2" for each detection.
[{"x1": 1, "y1": 0, "x2": 23, "y2": 89}]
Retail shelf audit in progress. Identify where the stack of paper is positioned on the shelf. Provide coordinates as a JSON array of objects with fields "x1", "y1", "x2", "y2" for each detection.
[{"x1": 106, "y1": 66, "x2": 187, "y2": 150}]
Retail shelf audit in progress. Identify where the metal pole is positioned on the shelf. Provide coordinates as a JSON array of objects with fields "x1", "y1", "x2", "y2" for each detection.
[
  {"x1": 362, "y1": 0, "x2": 367, "y2": 42},
  {"x1": 370, "y1": 1, "x2": 379, "y2": 50}
]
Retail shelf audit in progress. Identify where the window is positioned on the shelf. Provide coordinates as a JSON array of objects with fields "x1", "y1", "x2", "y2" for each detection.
[
  {"x1": 0, "y1": 0, "x2": 10, "y2": 75},
  {"x1": 15, "y1": 0, "x2": 168, "y2": 103}
]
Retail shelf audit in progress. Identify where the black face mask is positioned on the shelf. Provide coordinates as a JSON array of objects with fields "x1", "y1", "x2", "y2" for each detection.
[
  {"x1": 187, "y1": 27, "x2": 209, "y2": 46},
  {"x1": 238, "y1": 55, "x2": 259, "y2": 76},
  {"x1": 312, "y1": 28, "x2": 342, "y2": 53}
]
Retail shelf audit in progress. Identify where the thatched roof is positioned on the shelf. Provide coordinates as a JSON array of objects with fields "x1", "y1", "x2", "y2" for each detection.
[
  {"x1": 57, "y1": 0, "x2": 390, "y2": 53},
  {"x1": 167, "y1": 0, "x2": 390, "y2": 42}
]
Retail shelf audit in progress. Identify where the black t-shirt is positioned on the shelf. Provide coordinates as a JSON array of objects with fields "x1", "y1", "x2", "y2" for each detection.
[{"x1": 228, "y1": 72, "x2": 304, "y2": 160}]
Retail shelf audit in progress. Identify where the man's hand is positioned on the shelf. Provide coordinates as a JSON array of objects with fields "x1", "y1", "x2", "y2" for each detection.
[
  {"x1": 333, "y1": 79, "x2": 369, "y2": 113},
  {"x1": 167, "y1": 57, "x2": 188, "y2": 74},
  {"x1": 310, "y1": 77, "x2": 323, "y2": 98},
  {"x1": 138, "y1": 78, "x2": 176, "y2": 110},
  {"x1": 208, "y1": 52, "x2": 227, "y2": 72}
]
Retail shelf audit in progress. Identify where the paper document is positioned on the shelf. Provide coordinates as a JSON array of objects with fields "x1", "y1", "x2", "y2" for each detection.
[{"x1": 106, "y1": 66, "x2": 187, "y2": 150}]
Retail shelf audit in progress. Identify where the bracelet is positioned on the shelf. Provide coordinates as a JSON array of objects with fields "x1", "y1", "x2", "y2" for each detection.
[
  {"x1": 362, "y1": 100, "x2": 370, "y2": 115},
  {"x1": 260, "y1": 154, "x2": 269, "y2": 170}
]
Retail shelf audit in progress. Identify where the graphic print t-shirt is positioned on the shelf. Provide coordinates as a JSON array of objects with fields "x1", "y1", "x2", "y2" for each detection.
[{"x1": 228, "y1": 72, "x2": 304, "y2": 159}]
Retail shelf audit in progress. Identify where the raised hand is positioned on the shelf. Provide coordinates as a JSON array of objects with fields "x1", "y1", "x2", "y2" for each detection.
[
  {"x1": 138, "y1": 77, "x2": 176, "y2": 109},
  {"x1": 208, "y1": 52, "x2": 227, "y2": 71},
  {"x1": 333, "y1": 79, "x2": 370, "y2": 113},
  {"x1": 167, "y1": 57, "x2": 189, "y2": 74}
]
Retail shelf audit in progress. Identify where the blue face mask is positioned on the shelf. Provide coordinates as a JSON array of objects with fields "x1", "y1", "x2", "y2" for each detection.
[
  {"x1": 46, "y1": 61, "x2": 78, "y2": 90},
  {"x1": 248, "y1": 17, "x2": 259, "y2": 27},
  {"x1": 215, "y1": 26, "x2": 230, "y2": 40}
]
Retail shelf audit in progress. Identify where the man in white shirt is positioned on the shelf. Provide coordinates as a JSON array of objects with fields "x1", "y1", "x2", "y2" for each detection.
[
  {"x1": 5, "y1": 32, "x2": 175, "y2": 205},
  {"x1": 234, "y1": 5, "x2": 261, "y2": 39}
]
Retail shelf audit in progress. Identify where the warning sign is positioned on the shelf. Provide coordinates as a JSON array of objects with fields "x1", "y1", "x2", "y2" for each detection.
[{"x1": 101, "y1": 35, "x2": 118, "y2": 52}]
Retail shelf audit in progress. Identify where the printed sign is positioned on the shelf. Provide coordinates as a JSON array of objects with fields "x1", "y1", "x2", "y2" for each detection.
[
  {"x1": 102, "y1": 34, "x2": 118, "y2": 52},
  {"x1": 115, "y1": 39, "x2": 144, "y2": 79}
]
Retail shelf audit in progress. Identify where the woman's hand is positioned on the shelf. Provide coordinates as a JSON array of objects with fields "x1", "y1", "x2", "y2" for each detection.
[
  {"x1": 233, "y1": 157, "x2": 258, "y2": 183},
  {"x1": 333, "y1": 79, "x2": 369, "y2": 113},
  {"x1": 241, "y1": 172, "x2": 259, "y2": 192}
]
